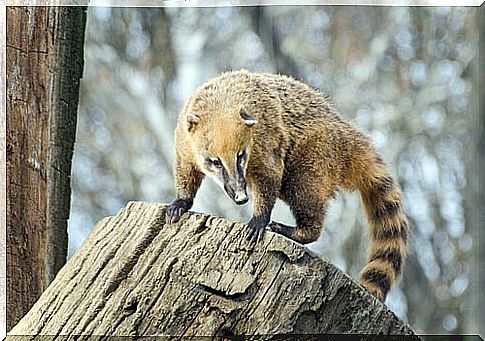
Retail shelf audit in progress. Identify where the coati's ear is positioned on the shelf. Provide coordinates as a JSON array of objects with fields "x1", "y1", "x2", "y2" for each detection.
[
  {"x1": 186, "y1": 112, "x2": 200, "y2": 132},
  {"x1": 240, "y1": 110, "x2": 258, "y2": 126}
]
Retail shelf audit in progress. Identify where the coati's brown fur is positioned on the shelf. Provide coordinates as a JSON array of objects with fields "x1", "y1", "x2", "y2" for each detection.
[{"x1": 166, "y1": 69, "x2": 409, "y2": 302}]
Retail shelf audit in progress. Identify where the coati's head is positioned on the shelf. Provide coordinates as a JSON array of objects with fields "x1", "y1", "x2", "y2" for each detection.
[{"x1": 184, "y1": 107, "x2": 258, "y2": 205}]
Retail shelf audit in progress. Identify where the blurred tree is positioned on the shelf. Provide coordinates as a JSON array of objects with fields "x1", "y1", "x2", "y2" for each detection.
[
  {"x1": 477, "y1": 4, "x2": 484, "y2": 337},
  {"x1": 250, "y1": 7, "x2": 301, "y2": 78},
  {"x1": 6, "y1": 6, "x2": 86, "y2": 331}
]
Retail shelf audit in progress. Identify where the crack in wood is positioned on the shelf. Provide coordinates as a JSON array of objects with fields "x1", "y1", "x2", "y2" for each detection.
[
  {"x1": 196, "y1": 281, "x2": 257, "y2": 302},
  {"x1": 6, "y1": 43, "x2": 48, "y2": 54},
  {"x1": 193, "y1": 215, "x2": 211, "y2": 235}
]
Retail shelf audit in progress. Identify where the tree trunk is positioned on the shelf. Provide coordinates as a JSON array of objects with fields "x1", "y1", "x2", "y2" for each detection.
[
  {"x1": 9, "y1": 202, "x2": 418, "y2": 337},
  {"x1": 6, "y1": 6, "x2": 86, "y2": 331}
]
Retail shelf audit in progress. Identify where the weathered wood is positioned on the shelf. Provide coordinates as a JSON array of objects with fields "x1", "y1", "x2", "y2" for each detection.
[
  {"x1": 6, "y1": 6, "x2": 86, "y2": 330},
  {"x1": 9, "y1": 202, "x2": 418, "y2": 337}
]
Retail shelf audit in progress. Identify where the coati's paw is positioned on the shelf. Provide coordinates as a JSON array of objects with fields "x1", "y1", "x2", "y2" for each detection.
[
  {"x1": 267, "y1": 222, "x2": 291, "y2": 237},
  {"x1": 165, "y1": 198, "x2": 193, "y2": 225},
  {"x1": 268, "y1": 222, "x2": 321, "y2": 244},
  {"x1": 244, "y1": 216, "x2": 269, "y2": 243}
]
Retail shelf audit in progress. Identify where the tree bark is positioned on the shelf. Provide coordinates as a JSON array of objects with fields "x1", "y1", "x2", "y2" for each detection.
[
  {"x1": 9, "y1": 202, "x2": 418, "y2": 337},
  {"x1": 6, "y1": 6, "x2": 86, "y2": 331}
]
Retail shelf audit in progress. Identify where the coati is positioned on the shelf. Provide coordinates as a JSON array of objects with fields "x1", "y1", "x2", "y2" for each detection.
[{"x1": 166, "y1": 69, "x2": 409, "y2": 302}]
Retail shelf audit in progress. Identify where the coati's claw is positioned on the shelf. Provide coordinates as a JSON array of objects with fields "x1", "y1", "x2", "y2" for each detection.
[
  {"x1": 244, "y1": 224, "x2": 264, "y2": 243},
  {"x1": 244, "y1": 216, "x2": 269, "y2": 243},
  {"x1": 165, "y1": 198, "x2": 192, "y2": 225}
]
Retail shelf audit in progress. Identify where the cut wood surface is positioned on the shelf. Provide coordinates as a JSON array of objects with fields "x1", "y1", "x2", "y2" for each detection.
[{"x1": 9, "y1": 202, "x2": 419, "y2": 337}]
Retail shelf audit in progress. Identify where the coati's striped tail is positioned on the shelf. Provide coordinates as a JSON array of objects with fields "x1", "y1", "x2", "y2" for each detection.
[{"x1": 357, "y1": 163, "x2": 409, "y2": 302}]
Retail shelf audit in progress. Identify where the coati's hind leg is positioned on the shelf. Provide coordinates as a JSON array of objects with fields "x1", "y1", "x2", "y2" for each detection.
[{"x1": 270, "y1": 182, "x2": 334, "y2": 244}]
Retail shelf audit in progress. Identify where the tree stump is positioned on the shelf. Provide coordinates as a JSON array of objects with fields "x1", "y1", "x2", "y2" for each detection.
[{"x1": 9, "y1": 202, "x2": 418, "y2": 337}]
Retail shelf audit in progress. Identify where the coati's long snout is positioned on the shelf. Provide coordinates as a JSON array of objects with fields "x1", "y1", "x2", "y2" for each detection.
[{"x1": 221, "y1": 168, "x2": 249, "y2": 205}]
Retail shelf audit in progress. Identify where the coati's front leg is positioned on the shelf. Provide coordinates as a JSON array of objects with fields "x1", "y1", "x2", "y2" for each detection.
[
  {"x1": 244, "y1": 176, "x2": 278, "y2": 243},
  {"x1": 166, "y1": 157, "x2": 204, "y2": 225}
]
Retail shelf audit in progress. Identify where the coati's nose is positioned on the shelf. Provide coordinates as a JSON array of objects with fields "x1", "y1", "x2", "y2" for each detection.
[{"x1": 234, "y1": 191, "x2": 249, "y2": 205}]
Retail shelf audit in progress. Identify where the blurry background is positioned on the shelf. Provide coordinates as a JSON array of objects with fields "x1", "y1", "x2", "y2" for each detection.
[{"x1": 69, "y1": 6, "x2": 479, "y2": 334}]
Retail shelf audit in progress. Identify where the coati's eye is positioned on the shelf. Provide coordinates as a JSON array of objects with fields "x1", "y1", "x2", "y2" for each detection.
[{"x1": 208, "y1": 157, "x2": 222, "y2": 168}]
